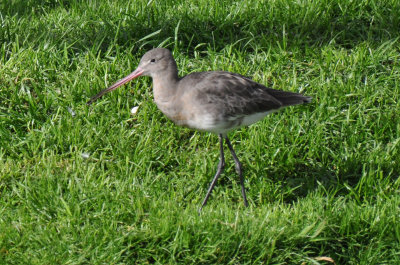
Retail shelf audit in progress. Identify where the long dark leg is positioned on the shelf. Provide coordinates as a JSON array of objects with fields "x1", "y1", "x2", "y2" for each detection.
[
  {"x1": 225, "y1": 136, "x2": 249, "y2": 207},
  {"x1": 199, "y1": 134, "x2": 225, "y2": 212}
]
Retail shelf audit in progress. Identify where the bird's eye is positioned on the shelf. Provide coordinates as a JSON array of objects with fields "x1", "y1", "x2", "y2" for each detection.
[{"x1": 150, "y1": 58, "x2": 156, "y2": 63}]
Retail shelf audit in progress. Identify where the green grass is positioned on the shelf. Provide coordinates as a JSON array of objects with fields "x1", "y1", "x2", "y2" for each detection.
[{"x1": 1, "y1": 0, "x2": 400, "y2": 264}]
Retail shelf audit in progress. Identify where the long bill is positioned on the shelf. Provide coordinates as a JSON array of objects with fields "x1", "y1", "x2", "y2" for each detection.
[{"x1": 87, "y1": 67, "x2": 144, "y2": 105}]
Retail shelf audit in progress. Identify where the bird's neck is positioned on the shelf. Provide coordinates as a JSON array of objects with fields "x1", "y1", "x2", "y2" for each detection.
[
  {"x1": 151, "y1": 71, "x2": 184, "y2": 123},
  {"x1": 152, "y1": 70, "x2": 179, "y2": 104}
]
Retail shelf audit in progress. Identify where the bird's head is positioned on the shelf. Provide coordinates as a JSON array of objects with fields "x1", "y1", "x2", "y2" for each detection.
[
  {"x1": 137, "y1": 48, "x2": 176, "y2": 78},
  {"x1": 87, "y1": 48, "x2": 176, "y2": 105}
]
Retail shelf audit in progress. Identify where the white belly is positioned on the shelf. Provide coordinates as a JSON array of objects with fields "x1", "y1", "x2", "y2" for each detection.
[{"x1": 186, "y1": 110, "x2": 277, "y2": 135}]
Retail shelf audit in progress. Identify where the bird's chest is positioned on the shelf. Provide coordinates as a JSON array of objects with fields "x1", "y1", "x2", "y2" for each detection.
[
  {"x1": 153, "y1": 91, "x2": 188, "y2": 126},
  {"x1": 154, "y1": 100, "x2": 191, "y2": 127}
]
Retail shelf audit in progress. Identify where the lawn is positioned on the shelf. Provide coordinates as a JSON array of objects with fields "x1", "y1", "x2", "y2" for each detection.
[{"x1": 1, "y1": 0, "x2": 400, "y2": 264}]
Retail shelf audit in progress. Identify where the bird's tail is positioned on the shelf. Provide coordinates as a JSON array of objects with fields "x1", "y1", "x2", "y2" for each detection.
[{"x1": 267, "y1": 88, "x2": 312, "y2": 106}]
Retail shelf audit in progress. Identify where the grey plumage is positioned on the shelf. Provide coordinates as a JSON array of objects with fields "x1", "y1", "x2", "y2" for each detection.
[{"x1": 88, "y1": 48, "x2": 312, "y2": 210}]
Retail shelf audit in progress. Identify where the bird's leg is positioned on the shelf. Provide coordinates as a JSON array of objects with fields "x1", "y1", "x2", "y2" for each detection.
[
  {"x1": 224, "y1": 136, "x2": 249, "y2": 207},
  {"x1": 199, "y1": 134, "x2": 225, "y2": 212}
]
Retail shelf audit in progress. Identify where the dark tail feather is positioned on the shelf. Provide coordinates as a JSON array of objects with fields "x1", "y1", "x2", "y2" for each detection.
[
  {"x1": 267, "y1": 89, "x2": 312, "y2": 107},
  {"x1": 279, "y1": 95, "x2": 312, "y2": 106}
]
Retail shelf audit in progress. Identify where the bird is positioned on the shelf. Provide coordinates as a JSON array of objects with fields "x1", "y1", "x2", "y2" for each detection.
[{"x1": 87, "y1": 48, "x2": 311, "y2": 211}]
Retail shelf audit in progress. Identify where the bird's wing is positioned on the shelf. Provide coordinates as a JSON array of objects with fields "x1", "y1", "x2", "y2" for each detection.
[{"x1": 180, "y1": 71, "x2": 283, "y2": 118}]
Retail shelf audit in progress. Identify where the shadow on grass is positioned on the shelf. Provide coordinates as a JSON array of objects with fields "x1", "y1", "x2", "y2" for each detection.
[
  {"x1": 209, "y1": 153, "x2": 399, "y2": 206},
  {"x1": 2, "y1": 1, "x2": 400, "y2": 55},
  {"x1": 76, "y1": 4, "x2": 400, "y2": 55},
  {"x1": 249, "y1": 157, "x2": 399, "y2": 206}
]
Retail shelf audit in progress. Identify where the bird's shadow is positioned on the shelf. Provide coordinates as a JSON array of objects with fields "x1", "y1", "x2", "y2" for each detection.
[{"x1": 215, "y1": 152, "x2": 398, "y2": 207}]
